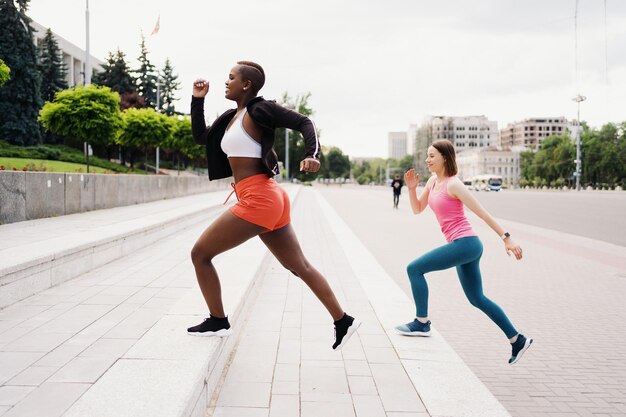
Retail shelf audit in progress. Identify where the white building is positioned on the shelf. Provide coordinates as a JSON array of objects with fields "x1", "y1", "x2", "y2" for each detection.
[
  {"x1": 31, "y1": 21, "x2": 103, "y2": 87},
  {"x1": 388, "y1": 131, "x2": 407, "y2": 159},
  {"x1": 456, "y1": 146, "x2": 525, "y2": 188},
  {"x1": 500, "y1": 117, "x2": 574, "y2": 148}
]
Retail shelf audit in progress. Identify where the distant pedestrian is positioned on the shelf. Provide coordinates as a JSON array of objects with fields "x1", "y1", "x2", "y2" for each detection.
[
  {"x1": 391, "y1": 174, "x2": 403, "y2": 209},
  {"x1": 395, "y1": 139, "x2": 532, "y2": 365},
  {"x1": 187, "y1": 61, "x2": 360, "y2": 351}
]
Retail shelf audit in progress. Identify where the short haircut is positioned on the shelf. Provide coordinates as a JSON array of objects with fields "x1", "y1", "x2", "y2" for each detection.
[
  {"x1": 236, "y1": 60, "x2": 265, "y2": 93},
  {"x1": 431, "y1": 139, "x2": 458, "y2": 176}
]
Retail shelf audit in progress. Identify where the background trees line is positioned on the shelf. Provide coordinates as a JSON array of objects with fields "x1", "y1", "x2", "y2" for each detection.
[{"x1": 519, "y1": 123, "x2": 626, "y2": 189}]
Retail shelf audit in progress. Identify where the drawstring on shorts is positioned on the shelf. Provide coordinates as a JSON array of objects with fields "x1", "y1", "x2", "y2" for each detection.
[{"x1": 223, "y1": 182, "x2": 238, "y2": 205}]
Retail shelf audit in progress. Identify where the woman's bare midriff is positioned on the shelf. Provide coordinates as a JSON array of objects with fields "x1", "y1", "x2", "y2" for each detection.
[{"x1": 228, "y1": 157, "x2": 267, "y2": 183}]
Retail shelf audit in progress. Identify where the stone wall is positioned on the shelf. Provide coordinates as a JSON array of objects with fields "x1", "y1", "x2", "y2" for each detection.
[{"x1": 0, "y1": 171, "x2": 230, "y2": 224}]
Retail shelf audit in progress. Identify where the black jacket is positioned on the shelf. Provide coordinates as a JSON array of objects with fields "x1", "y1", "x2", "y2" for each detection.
[{"x1": 191, "y1": 96, "x2": 320, "y2": 180}]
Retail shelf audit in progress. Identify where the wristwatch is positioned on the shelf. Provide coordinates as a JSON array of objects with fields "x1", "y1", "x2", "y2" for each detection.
[{"x1": 501, "y1": 232, "x2": 511, "y2": 240}]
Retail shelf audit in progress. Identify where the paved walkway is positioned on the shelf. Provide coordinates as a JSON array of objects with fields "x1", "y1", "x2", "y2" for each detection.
[
  {"x1": 0, "y1": 185, "x2": 510, "y2": 417},
  {"x1": 317, "y1": 185, "x2": 626, "y2": 417}
]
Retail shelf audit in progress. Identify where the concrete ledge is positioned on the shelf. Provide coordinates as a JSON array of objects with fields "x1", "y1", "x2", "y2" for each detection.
[
  {"x1": 0, "y1": 190, "x2": 230, "y2": 309},
  {"x1": 0, "y1": 171, "x2": 230, "y2": 225},
  {"x1": 314, "y1": 190, "x2": 512, "y2": 417}
]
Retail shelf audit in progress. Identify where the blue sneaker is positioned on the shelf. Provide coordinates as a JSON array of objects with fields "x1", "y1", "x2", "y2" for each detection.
[
  {"x1": 395, "y1": 319, "x2": 432, "y2": 336},
  {"x1": 509, "y1": 333, "x2": 533, "y2": 364}
]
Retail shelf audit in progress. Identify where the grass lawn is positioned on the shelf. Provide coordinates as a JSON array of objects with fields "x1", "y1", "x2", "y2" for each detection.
[{"x1": 0, "y1": 157, "x2": 114, "y2": 174}]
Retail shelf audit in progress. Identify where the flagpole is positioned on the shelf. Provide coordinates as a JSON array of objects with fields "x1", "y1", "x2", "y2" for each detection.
[
  {"x1": 85, "y1": 0, "x2": 91, "y2": 85},
  {"x1": 152, "y1": 14, "x2": 161, "y2": 175}
]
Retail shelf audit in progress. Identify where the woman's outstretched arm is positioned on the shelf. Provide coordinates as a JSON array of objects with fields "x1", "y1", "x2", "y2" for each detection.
[{"x1": 448, "y1": 178, "x2": 523, "y2": 260}]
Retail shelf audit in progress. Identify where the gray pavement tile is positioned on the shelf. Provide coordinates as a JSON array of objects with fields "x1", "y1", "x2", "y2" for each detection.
[
  {"x1": 216, "y1": 382, "x2": 271, "y2": 408},
  {"x1": 269, "y1": 394, "x2": 299, "y2": 417},
  {"x1": 352, "y1": 395, "x2": 386, "y2": 417},
  {"x1": 0, "y1": 386, "x2": 35, "y2": 406},
  {"x1": 0, "y1": 352, "x2": 45, "y2": 385},
  {"x1": 212, "y1": 407, "x2": 269, "y2": 417},
  {"x1": 48, "y1": 355, "x2": 117, "y2": 383},
  {"x1": 369, "y1": 363, "x2": 426, "y2": 413},
  {"x1": 301, "y1": 400, "x2": 356, "y2": 417},
  {"x1": 300, "y1": 366, "x2": 349, "y2": 395},
  {"x1": 6, "y1": 365, "x2": 58, "y2": 386},
  {"x1": 1, "y1": 331, "x2": 72, "y2": 353},
  {"x1": 78, "y1": 337, "x2": 136, "y2": 358},
  {"x1": 344, "y1": 360, "x2": 371, "y2": 376},
  {"x1": 1, "y1": 381, "x2": 90, "y2": 417},
  {"x1": 348, "y1": 376, "x2": 378, "y2": 396},
  {"x1": 271, "y1": 381, "x2": 299, "y2": 395}
]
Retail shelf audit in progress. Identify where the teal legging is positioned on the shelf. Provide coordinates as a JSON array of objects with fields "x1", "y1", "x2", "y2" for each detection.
[{"x1": 407, "y1": 236, "x2": 518, "y2": 338}]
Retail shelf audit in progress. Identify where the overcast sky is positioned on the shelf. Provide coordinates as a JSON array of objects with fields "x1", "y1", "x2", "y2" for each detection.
[{"x1": 27, "y1": 0, "x2": 626, "y2": 158}]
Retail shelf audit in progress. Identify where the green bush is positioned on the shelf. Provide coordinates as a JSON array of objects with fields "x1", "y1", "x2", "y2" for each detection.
[{"x1": 0, "y1": 140, "x2": 131, "y2": 172}]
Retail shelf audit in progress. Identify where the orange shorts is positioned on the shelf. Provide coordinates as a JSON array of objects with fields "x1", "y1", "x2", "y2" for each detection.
[{"x1": 229, "y1": 174, "x2": 290, "y2": 232}]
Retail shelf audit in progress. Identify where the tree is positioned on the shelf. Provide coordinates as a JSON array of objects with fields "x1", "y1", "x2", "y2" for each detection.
[
  {"x1": 135, "y1": 36, "x2": 157, "y2": 108},
  {"x1": 37, "y1": 28, "x2": 67, "y2": 103},
  {"x1": 0, "y1": 0, "x2": 42, "y2": 145},
  {"x1": 117, "y1": 108, "x2": 171, "y2": 168},
  {"x1": 163, "y1": 116, "x2": 203, "y2": 171},
  {"x1": 0, "y1": 58, "x2": 10, "y2": 87},
  {"x1": 39, "y1": 85, "x2": 123, "y2": 148},
  {"x1": 324, "y1": 147, "x2": 350, "y2": 178},
  {"x1": 275, "y1": 92, "x2": 318, "y2": 180},
  {"x1": 160, "y1": 58, "x2": 180, "y2": 115},
  {"x1": 92, "y1": 49, "x2": 136, "y2": 95}
]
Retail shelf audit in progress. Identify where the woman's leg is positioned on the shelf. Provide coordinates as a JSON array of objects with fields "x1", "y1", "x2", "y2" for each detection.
[
  {"x1": 456, "y1": 258, "x2": 518, "y2": 339},
  {"x1": 258, "y1": 224, "x2": 344, "y2": 320},
  {"x1": 407, "y1": 239, "x2": 480, "y2": 318},
  {"x1": 191, "y1": 210, "x2": 265, "y2": 317}
]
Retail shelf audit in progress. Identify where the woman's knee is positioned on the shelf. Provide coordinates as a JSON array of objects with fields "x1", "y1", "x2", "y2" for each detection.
[
  {"x1": 407, "y1": 261, "x2": 425, "y2": 278},
  {"x1": 191, "y1": 243, "x2": 213, "y2": 266}
]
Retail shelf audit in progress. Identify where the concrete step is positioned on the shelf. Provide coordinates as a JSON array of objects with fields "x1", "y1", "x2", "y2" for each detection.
[{"x1": 0, "y1": 191, "x2": 230, "y2": 309}]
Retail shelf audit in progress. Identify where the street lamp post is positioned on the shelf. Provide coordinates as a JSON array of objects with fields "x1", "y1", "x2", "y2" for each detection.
[
  {"x1": 572, "y1": 94, "x2": 586, "y2": 191},
  {"x1": 285, "y1": 128, "x2": 289, "y2": 181}
]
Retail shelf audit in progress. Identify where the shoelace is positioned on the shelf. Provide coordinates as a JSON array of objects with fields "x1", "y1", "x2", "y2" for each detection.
[{"x1": 223, "y1": 182, "x2": 238, "y2": 205}]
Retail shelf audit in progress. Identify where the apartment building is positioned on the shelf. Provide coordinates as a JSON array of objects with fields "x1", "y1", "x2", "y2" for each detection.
[
  {"x1": 413, "y1": 115, "x2": 498, "y2": 176},
  {"x1": 500, "y1": 117, "x2": 573, "y2": 148}
]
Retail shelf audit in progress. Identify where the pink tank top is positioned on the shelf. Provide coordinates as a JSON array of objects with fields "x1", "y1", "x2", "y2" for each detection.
[{"x1": 427, "y1": 176, "x2": 477, "y2": 243}]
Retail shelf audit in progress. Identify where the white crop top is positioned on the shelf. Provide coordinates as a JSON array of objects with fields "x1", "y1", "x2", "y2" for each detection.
[{"x1": 221, "y1": 109, "x2": 262, "y2": 158}]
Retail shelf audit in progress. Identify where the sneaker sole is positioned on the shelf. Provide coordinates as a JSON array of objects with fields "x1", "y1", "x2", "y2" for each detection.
[
  {"x1": 333, "y1": 319, "x2": 362, "y2": 351},
  {"x1": 395, "y1": 328, "x2": 432, "y2": 337},
  {"x1": 509, "y1": 337, "x2": 533, "y2": 365},
  {"x1": 187, "y1": 328, "x2": 232, "y2": 337}
]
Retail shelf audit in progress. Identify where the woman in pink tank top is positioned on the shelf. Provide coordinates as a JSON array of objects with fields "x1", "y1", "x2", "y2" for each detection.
[{"x1": 394, "y1": 139, "x2": 533, "y2": 365}]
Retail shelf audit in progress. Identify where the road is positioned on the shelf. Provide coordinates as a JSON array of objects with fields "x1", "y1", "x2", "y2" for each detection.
[{"x1": 317, "y1": 184, "x2": 626, "y2": 417}]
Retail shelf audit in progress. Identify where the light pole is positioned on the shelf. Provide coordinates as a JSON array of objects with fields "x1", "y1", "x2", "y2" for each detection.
[
  {"x1": 572, "y1": 94, "x2": 586, "y2": 191},
  {"x1": 285, "y1": 128, "x2": 289, "y2": 181},
  {"x1": 85, "y1": 0, "x2": 91, "y2": 85}
]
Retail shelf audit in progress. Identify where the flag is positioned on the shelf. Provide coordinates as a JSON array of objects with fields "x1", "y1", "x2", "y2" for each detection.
[{"x1": 150, "y1": 15, "x2": 160, "y2": 36}]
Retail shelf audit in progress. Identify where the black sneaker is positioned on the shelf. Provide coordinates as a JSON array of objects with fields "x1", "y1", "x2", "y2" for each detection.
[
  {"x1": 395, "y1": 319, "x2": 432, "y2": 336},
  {"x1": 332, "y1": 313, "x2": 361, "y2": 350},
  {"x1": 187, "y1": 315, "x2": 232, "y2": 337},
  {"x1": 509, "y1": 333, "x2": 533, "y2": 364}
]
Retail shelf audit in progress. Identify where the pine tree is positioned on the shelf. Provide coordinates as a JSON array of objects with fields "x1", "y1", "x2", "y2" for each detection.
[
  {"x1": 160, "y1": 58, "x2": 180, "y2": 115},
  {"x1": 38, "y1": 28, "x2": 68, "y2": 103},
  {"x1": 92, "y1": 49, "x2": 135, "y2": 95},
  {"x1": 135, "y1": 35, "x2": 157, "y2": 108},
  {"x1": 0, "y1": 0, "x2": 42, "y2": 145}
]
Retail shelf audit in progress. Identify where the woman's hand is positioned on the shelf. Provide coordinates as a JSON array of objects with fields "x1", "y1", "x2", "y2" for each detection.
[
  {"x1": 192, "y1": 79, "x2": 209, "y2": 98},
  {"x1": 505, "y1": 238, "x2": 523, "y2": 260},
  {"x1": 404, "y1": 169, "x2": 420, "y2": 190},
  {"x1": 300, "y1": 158, "x2": 320, "y2": 173}
]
